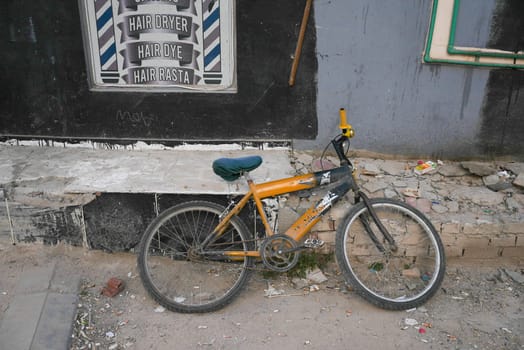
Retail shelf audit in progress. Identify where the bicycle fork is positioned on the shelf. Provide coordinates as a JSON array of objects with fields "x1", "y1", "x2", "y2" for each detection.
[{"x1": 356, "y1": 191, "x2": 398, "y2": 253}]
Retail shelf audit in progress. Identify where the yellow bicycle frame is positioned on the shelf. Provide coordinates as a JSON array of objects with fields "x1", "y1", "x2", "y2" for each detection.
[{"x1": 212, "y1": 165, "x2": 355, "y2": 258}]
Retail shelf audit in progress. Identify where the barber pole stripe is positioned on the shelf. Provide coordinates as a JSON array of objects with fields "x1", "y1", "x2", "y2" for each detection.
[
  {"x1": 95, "y1": 0, "x2": 119, "y2": 83},
  {"x1": 202, "y1": 0, "x2": 222, "y2": 84}
]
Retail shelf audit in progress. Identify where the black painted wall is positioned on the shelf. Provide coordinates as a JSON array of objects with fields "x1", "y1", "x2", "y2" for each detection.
[
  {"x1": 479, "y1": 0, "x2": 524, "y2": 157},
  {"x1": 0, "y1": 0, "x2": 317, "y2": 141},
  {"x1": 83, "y1": 193, "x2": 255, "y2": 252}
]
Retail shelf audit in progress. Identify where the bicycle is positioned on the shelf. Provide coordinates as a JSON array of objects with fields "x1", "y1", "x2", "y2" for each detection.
[{"x1": 137, "y1": 108, "x2": 446, "y2": 313}]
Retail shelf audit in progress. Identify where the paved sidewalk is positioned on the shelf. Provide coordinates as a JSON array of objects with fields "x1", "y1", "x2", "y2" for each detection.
[{"x1": 0, "y1": 260, "x2": 80, "y2": 350}]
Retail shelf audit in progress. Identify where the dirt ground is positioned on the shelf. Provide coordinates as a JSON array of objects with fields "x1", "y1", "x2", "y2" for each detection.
[{"x1": 0, "y1": 241, "x2": 522, "y2": 350}]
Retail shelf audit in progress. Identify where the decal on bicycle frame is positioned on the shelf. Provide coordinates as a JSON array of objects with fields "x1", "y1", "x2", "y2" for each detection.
[
  {"x1": 316, "y1": 191, "x2": 338, "y2": 214},
  {"x1": 314, "y1": 181, "x2": 351, "y2": 216},
  {"x1": 297, "y1": 191, "x2": 338, "y2": 229},
  {"x1": 313, "y1": 167, "x2": 350, "y2": 187},
  {"x1": 320, "y1": 172, "x2": 331, "y2": 185}
]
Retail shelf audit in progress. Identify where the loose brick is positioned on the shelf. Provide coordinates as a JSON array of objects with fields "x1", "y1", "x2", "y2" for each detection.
[
  {"x1": 444, "y1": 245, "x2": 464, "y2": 258},
  {"x1": 441, "y1": 222, "x2": 460, "y2": 235},
  {"x1": 439, "y1": 233, "x2": 457, "y2": 246},
  {"x1": 502, "y1": 223, "x2": 524, "y2": 234},
  {"x1": 462, "y1": 247, "x2": 502, "y2": 259},
  {"x1": 329, "y1": 205, "x2": 351, "y2": 221},
  {"x1": 283, "y1": 194, "x2": 301, "y2": 209},
  {"x1": 351, "y1": 232, "x2": 374, "y2": 246},
  {"x1": 455, "y1": 237, "x2": 491, "y2": 249},
  {"x1": 489, "y1": 235, "x2": 517, "y2": 247},
  {"x1": 404, "y1": 245, "x2": 431, "y2": 256},
  {"x1": 516, "y1": 235, "x2": 524, "y2": 247},
  {"x1": 317, "y1": 231, "x2": 335, "y2": 245},
  {"x1": 350, "y1": 245, "x2": 378, "y2": 256},
  {"x1": 278, "y1": 206, "x2": 299, "y2": 232},
  {"x1": 318, "y1": 244, "x2": 333, "y2": 254},
  {"x1": 101, "y1": 277, "x2": 125, "y2": 297},
  {"x1": 500, "y1": 246, "x2": 524, "y2": 258},
  {"x1": 462, "y1": 222, "x2": 502, "y2": 235},
  {"x1": 314, "y1": 217, "x2": 335, "y2": 232}
]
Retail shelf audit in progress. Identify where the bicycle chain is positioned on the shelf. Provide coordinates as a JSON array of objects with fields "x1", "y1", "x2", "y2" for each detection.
[
  {"x1": 200, "y1": 237, "x2": 272, "y2": 272},
  {"x1": 201, "y1": 236, "x2": 325, "y2": 273}
]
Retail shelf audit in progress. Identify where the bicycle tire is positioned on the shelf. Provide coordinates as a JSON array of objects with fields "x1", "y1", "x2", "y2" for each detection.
[
  {"x1": 335, "y1": 198, "x2": 445, "y2": 310},
  {"x1": 137, "y1": 200, "x2": 254, "y2": 313}
]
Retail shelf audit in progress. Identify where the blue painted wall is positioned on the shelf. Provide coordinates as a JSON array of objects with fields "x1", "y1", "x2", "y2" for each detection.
[{"x1": 299, "y1": 0, "x2": 523, "y2": 160}]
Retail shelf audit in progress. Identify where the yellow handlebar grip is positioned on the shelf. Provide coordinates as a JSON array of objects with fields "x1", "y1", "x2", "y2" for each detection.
[
  {"x1": 339, "y1": 108, "x2": 348, "y2": 126},
  {"x1": 339, "y1": 108, "x2": 354, "y2": 138}
]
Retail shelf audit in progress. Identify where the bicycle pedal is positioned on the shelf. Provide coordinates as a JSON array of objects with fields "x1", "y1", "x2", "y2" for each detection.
[{"x1": 304, "y1": 238, "x2": 325, "y2": 249}]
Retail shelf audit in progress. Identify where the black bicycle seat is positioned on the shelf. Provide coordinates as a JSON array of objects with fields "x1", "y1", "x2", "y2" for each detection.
[{"x1": 212, "y1": 156, "x2": 263, "y2": 181}]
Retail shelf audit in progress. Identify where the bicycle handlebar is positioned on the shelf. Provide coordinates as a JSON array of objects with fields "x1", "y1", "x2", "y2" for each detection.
[
  {"x1": 339, "y1": 108, "x2": 354, "y2": 138},
  {"x1": 331, "y1": 108, "x2": 355, "y2": 167}
]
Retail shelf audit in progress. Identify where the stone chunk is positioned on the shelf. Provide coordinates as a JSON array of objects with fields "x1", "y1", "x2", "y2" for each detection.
[
  {"x1": 513, "y1": 173, "x2": 524, "y2": 188},
  {"x1": 432, "y1": 203, "x2": 448, "y2": 214},
  {"x1": 486, "y1": 182, "x2": 513, "y2": 192},
  {"x1": 503, "y1": 269, "x2": 524, "y2": 284},
  {"x1": 295, "y1": 153, "x2": 314, "y2": 166},
  {"x1": 446, "y1": 201, "x2": 459, "y2": 212},
  {"x1": 393, "y1": 180, "x2": 408, "y2": 188},
  {"x1": 291, "y1": 277, "x2": 310, "y2": 289},
  {"x1": 503, "y1": 162, "x2": 524, "y2": 175},
  {"x1": 483, "y1": 174, "x2": 513, "y2": 192},
  {"x1": 384, "y1": 189, "x2": 398, "y2": 199},
  {"x1": 438, "y1": 164, "x2": 468, "y2": 177},
  {"x1": 380, "y1": 161, "x2": 407, "y2": 176},
  {"x1": 483, "y1": 175, "x2": 500, "y2": 187},
  {"x1": 461, "y1": 162, "x2": 497, "y2": 176},
  {"x1": 505, "y1": 197, "x2": 521, "y2": 212},
  {"x1": 307, "y1": 268, "x2": 328, "y2": 284},
  {"x1": 406, "y1": 197, "x2": 431, "y2": 213},
  {"x1": 362, "y1": 181, "x2": 388, "y2": 193},
  {"x1": 312, "y1": 158, "x2": 336, "y2": 172},
  {"x1": 402, "y1": 267, "x2": 421, "y2": 279},
  {"x1": 360, "y1": 163, "x2": 381, "y2": 176},
  {"x1": 454, "y1": 187, "x2": 505, "y2": 206}
]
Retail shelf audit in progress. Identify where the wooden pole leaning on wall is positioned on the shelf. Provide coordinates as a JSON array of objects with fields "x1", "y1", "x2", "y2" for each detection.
[{"x1": 289, "y1": 0, "x2": 313, "y2": 87}]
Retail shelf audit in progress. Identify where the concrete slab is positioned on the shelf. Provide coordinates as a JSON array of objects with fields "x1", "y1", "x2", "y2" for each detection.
[
  {"x1": 0, "y1": 262, "x2": 80, "y2": 350},
  {"x1": 14, "y1": 264, "x2": 55, "y2": 294},
  {"x1": 0, "y1": 292, "x2": 47, "y2": 350},
  {"x1": 0, "y1": 145, "x2": 293, "y2": 198},
  {"x1": 50, "y1": 264, "x2": 81, "y2": 294},
  {"x1": 30, "y1": 293, "x2": 78, "y2": 350}
]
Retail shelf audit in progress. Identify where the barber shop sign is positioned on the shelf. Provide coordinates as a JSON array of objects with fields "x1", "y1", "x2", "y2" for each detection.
[{"x1": 79, "y1": 0, "x2": 236, "y2": 92}]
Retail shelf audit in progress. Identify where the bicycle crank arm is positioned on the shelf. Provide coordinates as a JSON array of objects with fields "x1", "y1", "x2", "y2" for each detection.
[{"x1": 275, "y1": 239, "x2": 325, "y2": 255}]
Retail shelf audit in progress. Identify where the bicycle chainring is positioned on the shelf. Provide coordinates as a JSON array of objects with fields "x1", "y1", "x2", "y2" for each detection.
[{"x1": 260, "y1": 234, "x2": 300, "y2": 272}]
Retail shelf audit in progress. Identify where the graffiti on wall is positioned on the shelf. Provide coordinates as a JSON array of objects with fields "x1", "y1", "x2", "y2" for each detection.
[{"x1": 79, "y1": 0, "x2": 236, "y2": 92}]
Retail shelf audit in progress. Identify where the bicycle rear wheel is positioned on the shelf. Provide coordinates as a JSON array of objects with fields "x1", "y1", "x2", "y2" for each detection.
[
  {"x1": 137, "y1": 200, "x2": 254, "y2": 313},
  {"x1": 336, "y1": 198, "x2": 445, "y2": 310}
]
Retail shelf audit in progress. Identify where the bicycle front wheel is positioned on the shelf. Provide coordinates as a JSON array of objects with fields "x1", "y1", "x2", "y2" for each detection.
[
  {"x1": 137, "y1": 200, "x2": 254, "y2": 313},
  {"x1": 336, "y1": 198, "x2": 445, "y2": 310}
]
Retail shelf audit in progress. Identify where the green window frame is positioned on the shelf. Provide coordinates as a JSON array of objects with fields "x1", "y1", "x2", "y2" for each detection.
[{"x1": 424, "y1": 0, "x2": 524, "y2": 69}]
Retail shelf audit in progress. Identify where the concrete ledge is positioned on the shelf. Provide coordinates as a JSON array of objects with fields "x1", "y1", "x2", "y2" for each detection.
[
  {"x1": 0, "y1": 146, "x2": 523, "y2": 263},
  {"x1": 0, "y1": 144, "x2": 293, "y2": 198}
]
